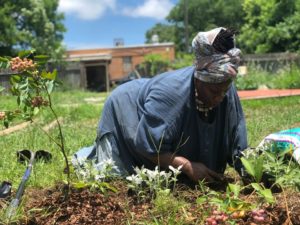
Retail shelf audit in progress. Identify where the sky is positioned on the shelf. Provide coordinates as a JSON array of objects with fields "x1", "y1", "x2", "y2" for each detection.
[{"x1": 58, "y1": 0, "x2": 178, "y2": 50}]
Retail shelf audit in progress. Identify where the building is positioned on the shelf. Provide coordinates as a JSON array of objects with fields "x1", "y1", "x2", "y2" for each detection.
[{"x1": 63, "y1": 42, "x2": 175, "y2": 92}]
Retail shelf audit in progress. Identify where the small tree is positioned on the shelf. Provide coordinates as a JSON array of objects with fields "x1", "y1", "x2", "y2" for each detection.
[
  {"x1": 0, "y1": 50, "x2": 70, "y2": 185},
  {"x1": 137, "y1": 54, "x2": 170, "y2": 77}
]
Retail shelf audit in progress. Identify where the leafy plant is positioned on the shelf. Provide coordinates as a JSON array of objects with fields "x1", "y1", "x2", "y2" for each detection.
[
  {"x1": 126, "y1": 165, "x2": 182, "y2": 200},
  {"x1": 137, "y1": 54, "x2": 170, "y2": 77},
  {"x1": 242, "y1": 143, "x2": 300, "y2": 191},
  {"x1": 0, "y1": 50, "x2": 70, "y2": 186},
  {"x1": 272, "y1": 65, "x2": 300, "y2": 89},
  {"x1": 241, "y1": 154, "x2": 264, "y2": 183},
  {"x1": 72, "y1": 158, "x2": 118, "y2": 194},
  {"x1": 171, "y1": 52, "x2": 193, "y2": 70},
  {"x1": 263, "y1": 147, "x2": 300, "y2": 190},
  {"x1": 196, "y1": 181, "x2": 254, "y2": 224},
  {"x1": 151, "y1": 189, "x2": 187, "y2": 222},
  {"x1": 197, "y1": 182, "x2": 252, "y2": 213},
  {"x1": 251, "y1": 183, "x2": 274, "y2": 204}
]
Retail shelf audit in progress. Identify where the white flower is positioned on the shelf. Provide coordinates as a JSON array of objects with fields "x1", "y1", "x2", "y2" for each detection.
[
  {"x1": 168, "y1": 165, "x2": 183, "y2": 176},
  {"x1": 103, "y1": 158, "x2": 115, "y2": 167},
  {"x1": 126, "y1": 174, "x2": 143, "y2": 185},
  {"x1": 95, "y1": 174, "x2": 106, "y2": 181}
]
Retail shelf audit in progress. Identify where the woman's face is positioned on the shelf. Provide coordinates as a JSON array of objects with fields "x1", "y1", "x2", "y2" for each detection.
[{"x1": 196, "y1": 79, "x2": 232, "y2": 108}]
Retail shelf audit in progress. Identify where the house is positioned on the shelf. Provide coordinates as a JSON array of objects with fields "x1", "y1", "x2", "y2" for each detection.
[{"x1": 63, "y1": 42, "x2": 175, "y2": 92}]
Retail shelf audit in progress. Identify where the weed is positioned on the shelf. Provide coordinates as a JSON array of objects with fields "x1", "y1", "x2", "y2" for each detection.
[
  {"x1": 72, "y1": 158, "x2": 118, "y2": 194},
  {"x1": 126, "y1": 165, "x2": 182, "y2": 201}
]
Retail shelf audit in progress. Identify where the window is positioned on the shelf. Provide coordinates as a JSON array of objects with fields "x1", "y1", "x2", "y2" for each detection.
[{"x1": 123, "y1": 56, "x2": 132, "y2": 73}]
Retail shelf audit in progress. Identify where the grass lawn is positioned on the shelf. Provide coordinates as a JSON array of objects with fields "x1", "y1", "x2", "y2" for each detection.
[
  {"x1": 1, "y1": 90, "x2": 300, "y2": 187},
  {"x1": 0, "y1": 90, "x2": 300, "y2": 224}
]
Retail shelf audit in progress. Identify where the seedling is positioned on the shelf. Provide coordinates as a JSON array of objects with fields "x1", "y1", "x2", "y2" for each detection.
[{"x1": 0, "y1": 51, "x2": 70, "y2": 186}]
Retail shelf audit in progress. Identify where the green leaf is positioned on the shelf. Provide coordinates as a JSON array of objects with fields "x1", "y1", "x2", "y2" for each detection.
[
  {"x1": 251, "y1": 183, "x2": 262, "y2": 192},
  {"x1": 254, "y1": 155, "x2": 264, "y2": 182},
  {"x1": 265, "y1": 151, "x2": 276, "y2": 162},
  {"x1": 196, "y1": 196, "x2": 207, "y2": 204},
  {"x1": 10, "y1": 75, "x2": 21, "y2": 85},
  {"x1": 278, "y1": 148, "x2": 292, "y2": 157},
  {"x1": 259, "y1": 189, "x2": 275, "y2": 203},
  {"x1": 3, "y1": 119, "x2": 9, "y2": 128},
  {"x1": 0, "y1": 57, "x2": 9, "y2": 62},
  {"x1": 73, "y1": 181, "x2": 88, "y2": 189},
  {"x1": 33, "y1": 107, "x2": 39, "y2": 115},
  {"x1": 0, "y1": 57, "x2": 10, "y2": 69},
  {"x1": 41, "y1": 70, "x2": 57, "y2": 80},
  {"x1": 34, "y1": 55, "x2": 50, "y2": 65},
  {"x1": 241, "y1": 157, "x2": 256, "y2": 178},
  {"x1": 228, "y1": 183, "x2": 241, "y2": 198},
  {"x1": 0, "y1": 86, "x2": 4, "y2": 93},
  {"x1": 18, "y1": 50, "x2": 35, "y2": 59},
  {"x1": 46, "y1": 80, "x2": 54, "y2": 94}
]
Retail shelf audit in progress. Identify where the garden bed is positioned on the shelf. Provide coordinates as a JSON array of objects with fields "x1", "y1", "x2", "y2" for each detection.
[{"x1": 10, "y1": 180, "x2": 299, "y2": 225}]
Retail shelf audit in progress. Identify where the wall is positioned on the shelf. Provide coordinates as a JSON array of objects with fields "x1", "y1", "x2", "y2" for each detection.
[{"x1": 66, "y1": 43, "x2": 175, "y2": 82}]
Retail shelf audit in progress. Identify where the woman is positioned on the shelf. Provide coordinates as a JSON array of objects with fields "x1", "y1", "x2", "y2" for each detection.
[{"x1": 74, "y1": 27, "x2": 247, "y2": 183}]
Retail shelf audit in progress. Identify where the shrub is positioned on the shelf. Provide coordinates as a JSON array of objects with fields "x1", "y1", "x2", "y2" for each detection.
[{"x1": 272, "y1": 65, "x2": 300, "y2": 89}]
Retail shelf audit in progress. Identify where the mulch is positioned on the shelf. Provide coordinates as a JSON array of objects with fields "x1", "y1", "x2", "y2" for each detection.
[{"x1": 2, "y1": 181, "x2": 297, "y2": 225}]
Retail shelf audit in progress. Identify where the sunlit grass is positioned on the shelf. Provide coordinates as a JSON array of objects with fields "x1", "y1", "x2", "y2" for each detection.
[{"x1": 1, "y1": 91, "x2": 300, "y2": 189}]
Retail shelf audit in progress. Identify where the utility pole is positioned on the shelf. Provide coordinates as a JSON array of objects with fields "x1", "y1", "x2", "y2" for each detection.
[{"x1": 184, "y1": 0, "x2": 189, "y2": 52}]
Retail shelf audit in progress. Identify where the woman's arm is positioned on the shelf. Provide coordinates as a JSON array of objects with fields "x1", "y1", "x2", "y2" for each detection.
[{"x1": 146, "y1": 153, "x2": 224, "y2": 183}]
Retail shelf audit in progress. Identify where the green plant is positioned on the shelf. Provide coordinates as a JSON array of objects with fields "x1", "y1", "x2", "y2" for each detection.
[
  {"x1": 242, "y1": 143, "x2": 300, "y2": 191},
  {"x1": 196, "y1": 181, "x2": 254, "y2": 225},
  {"x1": 171, "y1": 52, "x2": 193, "y2": 70},
  {"x1": 272, "y1": 65, "x2": 300, "y2": 89},
  {"x1": 126, "y1": 165, "x2": 182, "y2": 200},
  {"x1": 262, "y1": 147, "x2": 300, "y2": 190},
  {"x1": 151, "y1": 189, "x2": 187, "y2": 223},
  {"x1": 240, "y1": 151, "x2": 275, "y2": 203},
  {"x1": 72, "y1": 158, "x2": 118, "y2": 194},
  {"x1": 137, "y1": 54, "x2": 170, "y2": 77},
  {"x1": 197, "y1": 182, "x2": 252, "y2": 213},
  {"x1": 234, "y1": 65, "x2": 272, "y2": 90},
  {"x1": 0, "y1": 50, "x2": 70, "y2": 185},
  {"x1": 250, "y1": 183, "x2": 274, "y2": 204},
  {"x1": 241, "y1": 154, "x2": 264, "y2": 183}
]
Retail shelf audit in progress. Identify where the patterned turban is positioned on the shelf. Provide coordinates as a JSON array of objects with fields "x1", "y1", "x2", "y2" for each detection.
[{"x1": 192, "y1": 27, "x2": 241, "y2": 83}]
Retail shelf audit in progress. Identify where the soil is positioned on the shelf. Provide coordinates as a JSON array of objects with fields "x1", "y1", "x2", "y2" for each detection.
[{"x1": 1, "y1": 179, "x2": 298, "y2": 225}]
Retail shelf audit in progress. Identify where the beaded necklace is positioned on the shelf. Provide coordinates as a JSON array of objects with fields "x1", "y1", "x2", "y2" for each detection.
[{"x1": 194, "y1": 87, "x2": 212, "y2": 117}]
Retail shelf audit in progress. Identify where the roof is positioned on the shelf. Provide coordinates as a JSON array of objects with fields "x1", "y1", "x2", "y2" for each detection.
[
  {"x1": 65, "y1": 53, "x2": 112, "y2": 62},
  {"x1": 67, "y1": 42, "x2": 175, "y2": 53}
]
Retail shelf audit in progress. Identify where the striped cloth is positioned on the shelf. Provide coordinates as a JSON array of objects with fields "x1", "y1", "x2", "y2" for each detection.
[{"x1": 258, "y1": 127, "x2": 300, "y2": 164}]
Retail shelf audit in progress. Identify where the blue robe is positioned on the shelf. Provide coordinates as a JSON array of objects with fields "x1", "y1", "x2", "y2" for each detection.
[{"x1": 97, "y1": 66, "x2": 247, "y2": 174}]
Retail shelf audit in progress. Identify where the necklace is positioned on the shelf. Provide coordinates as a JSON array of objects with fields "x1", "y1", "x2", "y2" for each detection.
[{"x1": 194, "y1": 87, "x2": 212, "y2": 117}]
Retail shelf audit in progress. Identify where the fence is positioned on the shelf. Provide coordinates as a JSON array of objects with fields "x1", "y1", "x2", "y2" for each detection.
[
  {"x1": 242, "y1": 52, "x2": 300, "y2": 73},
  {"x1": 0, "y1": 69, "x2": 18, "y2": 94}
]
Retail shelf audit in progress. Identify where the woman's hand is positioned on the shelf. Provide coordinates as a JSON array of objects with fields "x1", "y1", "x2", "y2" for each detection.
[
  {"x1": 146, "y1": 153, "x2": 223, "y2": 183},
  {"x1": 184, "y1": 161, "x2": 224, "y2": 183}
]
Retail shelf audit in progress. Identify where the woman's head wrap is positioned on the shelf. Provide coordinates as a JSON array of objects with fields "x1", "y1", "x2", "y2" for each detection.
[{"x1": 192, "y1": 27, "x2": 241, "y2": 83}]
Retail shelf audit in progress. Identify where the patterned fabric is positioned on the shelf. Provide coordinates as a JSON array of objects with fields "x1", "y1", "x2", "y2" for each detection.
[
  {"x1": 258, "y1": 127, "x2": 300, "y2": 164},
  {"x1": 192, "y1": 27, "x2": 241, "y2": 83}
]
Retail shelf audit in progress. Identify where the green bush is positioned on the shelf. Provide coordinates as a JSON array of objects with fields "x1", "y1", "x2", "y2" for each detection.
[
  {"x1": 235, "y1": 66, "x2": 271, "y2": 90},
  {"x1": 272, "y1": 65, "x2": 300, "y2": 89},
  {"x1": 171, "y1": 52, "x2": 194, "y2": 70},
  {"x1": 235, "y1": 64, "x2": 300, "y2": 90},
  {"x1": 137, "y1": 54, "x2": 170, "y2": 77}
]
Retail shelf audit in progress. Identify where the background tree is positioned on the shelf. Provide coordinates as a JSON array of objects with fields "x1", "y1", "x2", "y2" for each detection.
[
  {"x1": 238, "y1": 0, "x2": 300, "y2": 53},
  {"x1": 0, "y1": 0, "x2": 65, "y2": 60},
  {"x1": 146, "y1": 0, "x2": 245, "y2": 52},
  {"x1": 145, "y1": 23, "x2": 176, "y2": 44}
]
